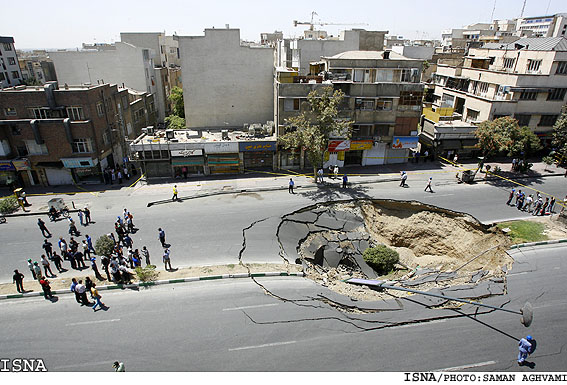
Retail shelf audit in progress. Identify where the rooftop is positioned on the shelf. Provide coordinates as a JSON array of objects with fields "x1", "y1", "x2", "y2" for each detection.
[
  {"x1": 482, "y1": 37, "x2": 567, "y2": 51},
  {"x1": 0, "y1": 83, "x2": 115, "y2": 92},
  {"x1": 325, "y1": 50, "x2": 415, "y2": 60},
  {"x1": 132, "y1": 127, "x2": 276, "y2": 146}
]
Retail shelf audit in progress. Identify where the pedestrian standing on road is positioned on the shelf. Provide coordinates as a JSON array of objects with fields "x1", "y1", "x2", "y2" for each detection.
[
  {"x1": 342, "y1": 174, "x2": 348, "y2": 188},
  {"x1": 124, "y1": 165, "x2": 129, "y2": 180},
  {"x1": 41, "y1": 255, "x2": 54, "y2": 277},
  {"x1": 83, "y1": 207, "x2": 91, "y2": 225},
  {"x1": 506, "y1": 189, "x2": 516, "y2": 205},
  {"x1": 70, "y1": 278, "x2": 81, "y2": 304},
  {"x1": 126, "y1": 213, "x2": 134, "y2": 233},
  {"x1": 163, "y1": 248, "x2": 172, "y2": 271},
  {"x1": 78, "y1": 209, "x2": 84, "y2": 226},
  {"x1": 85, "y1": 276, "x2": 94, "y2": 294},
  {"x1": 423, "y1": 150, "x2": 428, "y2": 163},
  {"x1": 13, "y1": 270, "x2": 24, "y2": 293},
  {"x1": 453, "y1": 153, "x2": 458, "y2": 164},
  {"x1": 549, "y1": 197, "x2": 556, "y2": 213},
  {"x1": 69, "y1": 219, "x2": 79, "y2": 236},
  {"x1": 75, "y1": 280, "x2": 89, "y2": 306},
  {"x1": 90, "y1": 257, "x2": 104, "y2": 280},
  {"x1": 123, "y1": 234, "x2": 133, "y2": 249},
  {"x1": 58, "y1": 237, "x2": 68, "y2": 256},
  {"x1": 142, "y1": 246, "x2": 151, "y2": 266},
  {"x1": 82, "y1": 240, "x2": 90, "y2": 259},
  {"x1": 51, "y1": 252, "x2": 64, "y2": 273},
  {"x1": 91, "y1": 283, "x2": 105, "y2": 311},
  {"x1": 524, "y1": 194, "x2": 533, "y2": 212},
  {"x1": 317, "y1": 168, "x2": 323, "y2": 183},
  {"x1": 288, "y1": 178, "x2": 295, "y2": 194},
  {"x1": 515, "y1": 189, "x2": 523, "y2": 206},
  {"x1": 86, "y1": 234, "x2": 95, "y2": 253},
  {"x1": 540, "y1": 197, "x2": 549, "y2": 215},
  {"x1": 39, "y1": 276, "x2": 53, "y2": 300},
  {"x1": 33, "y1": 262, "x2": 42, "y2": 281},
  {"x1": 328, "y1": 165, "x2": 334, "y2": 179},
  {"x1": 117, "y1": 170, "x2": 123, "y2": 184},
  {"x1": 101, "y1": 255, "x2": 111, "y2": 281},
  {"x1": 532, "y1": 198, "x2": 543, "y2": 216},
  {"x1": 37, "y1": 218, "x2": 51, "y2": 238},
  {"x1": 518, "y1": 335, "x2": 533, "y2": 366},
  {"x1": 172, "y1": 185, "x2": 178, "y2": 201},
  {"x1": 400, "y1": 171, "x2": 408, "y2": 187},
  {"x1": 334, "y1": 165, "x2": 339, "y2": 180},
  {"x1": 42, "y1": 239, "x2": 53, "y2": 258},
  {"x1": 158, "y1": 228, "x2": 166, "y2": 247},
  {"x1": 111, "y1": 169, "x2": 116, "y2": 184},
  {"x1": 424, "y1": 177, "x2": 433, "y2": 193},
  {"x1": 132, "y1": 250, "x2": 141, "y2": 268},
  {"x1": 27, "y1": 259, "x2": 36, "y2": 280}
]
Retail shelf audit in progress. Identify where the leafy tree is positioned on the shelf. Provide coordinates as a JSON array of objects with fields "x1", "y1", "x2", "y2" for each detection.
[
  {"x1": 165, "y1": 114, "x2": 186, "y2": 130},
  {"x1": 95, "y1": 235, "x2": 115, "y2": 257},
  {"x1": 363, "y1": 245, "x2": 400, "y2": 275},
  {"x1": 168, "y1": 86, "x2": 184, "y2": 118},
  {"x1": 0, "y1": 196, "x2": 19, "y2": 214},
  {"x1": 21, "y1": 77, "x2": 42, "y2": 86},
  {"x1": 551, "y1": 112, "x2": 567, "y2": 163},
  {"x1": 277, "y1": 86, "x2": 352, "y2": 178}
]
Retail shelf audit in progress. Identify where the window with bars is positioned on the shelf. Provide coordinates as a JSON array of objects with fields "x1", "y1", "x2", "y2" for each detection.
[
  {"x1": 466, "y1": 109, "x2": 480, "y2": 122},
  {"x1": 515, "y1": 114, "x2": 531, "y2": 126},
  {"x1": 3, "y1": 43, "x2": 12, "y2": 51},
  {"x1": 11, "y1": 71, "x2": 20, "y2": 79},
  {"x1": 519, "y1": 91, "x2": 538, "y2": 100},
  {"x1": 539, "y1": 115, "x2": 559, "y2": 126},
  {"x1": 547, "y1": 88, "x2": 567, "y2": 101},
  {"x1": 66, "y1": 106, "x2": 84, "y2": 120},
  {"x1": 556, "y1": 61, "x2": 567, "y2": 74},
  {"x1": 29, "y1": 108, "x2": 49, "y2": 119},
  {"x1": 7, "y1": 57, "x2": 15, "y2": 65},
  {"x1": 96, "y1": 102, "x2": 104, "y2": 116},
  {"x1": 503, "y1": 58, "x2": 515, "y2": 69},
  {"x1": 376, "y1": 99, "x2": 393, "y2": 111},
  {"x1": 355, "y1": 98, "x2": 375, "y2": 110},
  {"x1": 72, "y1": 138, "x2": 93, "y2": 153},
  {"x1": 133, "y1": 108, "x2": 145, "y2": 122},
  {"x1": 399, "y1": 91, "x2": 423, "y2": 105},
  {"x1": 526, "y1": 59, "x2": 542, "y2": 72}
]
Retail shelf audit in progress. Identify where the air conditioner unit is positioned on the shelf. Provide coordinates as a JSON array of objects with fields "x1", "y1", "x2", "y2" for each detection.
[
  {"x1": 165, "y1": 129, "x2": 174, "y2": 139},
  {"x1": 143, "y1": 126, "x2": 155, "y2": 136},
  {"x1": 221, "y1": 129, "x2": 229, "y2": 140}
]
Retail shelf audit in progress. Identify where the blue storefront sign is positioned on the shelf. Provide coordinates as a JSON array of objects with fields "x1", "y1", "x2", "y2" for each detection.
[
  {"x1": 239, "y1": 141, "x2": 277, "y2": 152},
  {"x1": 0, "y1": 161, "x2": 16, "y2": 171},
  {"x1": 392, "y1": 136, "x2": 419, "y2": 149}
]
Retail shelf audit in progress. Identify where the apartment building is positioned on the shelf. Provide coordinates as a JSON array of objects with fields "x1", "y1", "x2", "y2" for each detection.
[
  {"x1": 175, "y1": 28, "x2": 274, "y2": 130},
  {"x1": 49, "y1": 32, "x2": 180, "y2": 123},
  {"x1": 0, "y1": 82, "x2": 138, "y2": 186},
  {"x1": 276, "y1": 50, "x2": 424, "y2": 168},
  {"x1": 17, "y1": 50, "x2": 57, "y2": 85},
  {"x1": 516, "y1": 13, "x2": 567, "y2": 38},
  {"x1": 425, "y1": 37, "x2": 567, "y2": 156},
  {"x1": 0, "y1": 37, "x2": 22, "y2": 88},
  {"x1": 276, "y1": 29, "x2": 388, "y2": 76}
]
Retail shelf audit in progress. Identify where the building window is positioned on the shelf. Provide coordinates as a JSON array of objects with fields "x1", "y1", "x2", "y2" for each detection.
[
  {"x1": 148, "y1": 101, "x2": 155, "y2": 113},
  {"x1": 355, "y1": 98, "x2": 375, "y2": 110},
  {"x1": 547, "y1": 88, "x2": 567, "y2": 101},
  {"x1": 25, "y1": 140, "x2": 48, "y2": 155},
  {"x1": 2, "y1": 43, "x2": 12, "y2": 51},
  {"x1": 284, "y1": 98, "x2": 300, "y2": 112},
  {"x1": 557, "y1": 61, "x2": 567, "y2": 74},
  {"x1": 0, "y1": 73, "x2": 5, "y2": 82},
  {"x1": 352, "y1": 124, "x2": 375, "y2": 138},
  {"x1": 399, "y1": 91, "x2": 423, "y2": 106},
  {"x1": 519, "y1": 90, "x2": 538, "y2": 100},
  {"x1": 466, "y1": 109, "x2": 480, "y2": 122},
  {"x1": 515, "y1": 114, "x2": 531, "y2": 126},
  {"x1": 66, "y1": 106, "x2": 84, "y2": 120},
  {"x1": 526, "y1": 59, "x2": 542, "y2": 72},
  {"x1": 29, "y1": 107, "x2": 49, "y2": 119},
  {"x1": 503, "y1": 57, "x2": 515, "y2": 69},
  {"x1": 375, "y1": 69, "x2": 394, "y2": 82},
  {"x1": 142, "y1": 49, "x2": 150, "y2": 61},
  {"x1": 376, "y1": 99, "x2": 393, "y2": 111},
  {"x1": 96, "y1": 102, "x2": 104, "y2": 116},
  {"x1": 11, "y1": 125, "x2": 21, "y2": 135},
  {"x1": 134, "y1": 108, "x2": 145, "y2": 122},
  {"x1": 4, "y1": 107, "x2": 16, "y2": 116},
  {"x1": 539, "y1": 115, "x2": 559, "y2": 126},
  {"x1": 72, "y1": 138, "x2": 93, "y2": 153},
  {"x1": 7, "y1": 57, "x2": 15, "y2": 66},
  {"x1": 11, "y1": 71, "x2": 20, "y2": 79}
]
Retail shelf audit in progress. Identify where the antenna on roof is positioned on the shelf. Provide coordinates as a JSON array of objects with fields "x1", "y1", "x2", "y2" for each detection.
[
  {"x1": 490, "y1": 0, "x2": 497, "y2": 22},
  {"x1": 520, "y1": 0, "x2": 527, "y2": 18}
]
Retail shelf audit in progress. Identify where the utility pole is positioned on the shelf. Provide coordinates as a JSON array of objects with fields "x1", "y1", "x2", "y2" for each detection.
[
  {"x1": 520, "y1": 0, "x2": 527, "y2": 18},
  {"x1": 491, "y1": 0, "x2": 497, "y2": 22}
]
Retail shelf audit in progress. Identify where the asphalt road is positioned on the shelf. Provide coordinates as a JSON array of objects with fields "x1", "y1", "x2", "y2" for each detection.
[
  {"x1": 0, "y1": 243, "x2": 564, "y2": 371},
  {"x1": 2, "y1": 171, "x2": 566, "y2": 283}
]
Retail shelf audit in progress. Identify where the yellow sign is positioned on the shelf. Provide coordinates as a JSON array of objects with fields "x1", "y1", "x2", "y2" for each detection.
[{"x1": 350, "y1": 140, "x2": 373, "y2": 151}]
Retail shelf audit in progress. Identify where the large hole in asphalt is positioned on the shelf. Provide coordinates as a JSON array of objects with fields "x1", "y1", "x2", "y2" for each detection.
[{"x1": 281, "y1": 199, "x2": 513, "y2": 302}]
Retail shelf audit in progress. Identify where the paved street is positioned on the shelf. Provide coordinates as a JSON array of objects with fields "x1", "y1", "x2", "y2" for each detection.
[{"x1": 0, "y1": 243, "x2": 564, "y2": 371}]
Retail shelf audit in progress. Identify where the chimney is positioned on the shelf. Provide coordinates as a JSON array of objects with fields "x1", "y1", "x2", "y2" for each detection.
[{"x1": 383, "y1": 50, "x2": 391, "y2": 59}]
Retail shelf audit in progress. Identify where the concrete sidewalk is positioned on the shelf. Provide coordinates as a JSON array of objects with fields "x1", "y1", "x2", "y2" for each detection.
[{"x1": 3, "y1": 158, "x2": 565, "y2": 215}]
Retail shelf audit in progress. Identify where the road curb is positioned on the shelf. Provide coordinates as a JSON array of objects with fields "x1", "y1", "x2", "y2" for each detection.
[
  {"x1": 0, "y1": 271, "x2": 305, "y2": 300},
  {"x1": 4, "y1": 209, "x2": 80, "y2": 218},
  {"x1": 508, "y1": 238, "x2": 567, "y2": 249}
]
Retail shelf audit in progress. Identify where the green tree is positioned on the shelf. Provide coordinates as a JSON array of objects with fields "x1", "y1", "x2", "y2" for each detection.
[
  {"x1": 277, "y1": 86, "x2": 352, "y2": 178},
  {"x1": 551, "y1": 112, "x2": 567, "y2": 163},
  {"x1": 95, "y1": 235, "x2": 115, "y2": 257},
  {"x1": 21, "y1": 77, "x2": 42, "y2": 86},
  {"x1": 362, "y1": 245, "x2": 400, "y2": 275},
  {"x1": 168, "y1": 86, "x2": 184, "y2": 118},
  {"x1": 165, "y1": 114, "x2": 186, "y2": 130}
]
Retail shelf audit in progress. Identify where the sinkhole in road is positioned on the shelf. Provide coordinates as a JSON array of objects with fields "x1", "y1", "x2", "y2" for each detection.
[{"x1": 282, "y1": 199, "x2": 514, "y2": 303}]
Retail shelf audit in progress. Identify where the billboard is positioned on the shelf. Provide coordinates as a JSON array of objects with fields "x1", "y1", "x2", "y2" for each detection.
[
  {"x1": 239, "y1": 141, "x2": 276, "y2": 152},
  {"x1": 392, "y1": 136, "x2": 419, "y2": 149},
  {"x1": 328, "y1": 140, "x2": 351, "y2": 152},
  {"x1": 350, "y1": 140, "x2": 373, "y2": 151}
]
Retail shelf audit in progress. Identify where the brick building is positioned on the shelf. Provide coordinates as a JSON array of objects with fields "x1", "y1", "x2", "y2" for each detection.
[{"x1": 0, "y1": 81, "x2": 142, "y2": 186}]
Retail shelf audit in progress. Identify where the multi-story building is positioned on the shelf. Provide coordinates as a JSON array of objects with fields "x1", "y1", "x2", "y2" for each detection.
[
  {"x1": 17, "y1": 50, "x2": 57, "y2": 85},
  {"x1": 276, "y1": 50, "x2": 424, "y2": 168},
  {"x1": 175, "y1": 28, "x2": 274, "y2": 130},
  {"x1": 49, "y1": 32, "x2": 180, "y2": 123},
  {"x1": 0, "y1": 37, "x2": 22, "y2": 88},
  {"x1": 424, "y1": 36, "x2": 567, "y2": 156},
  {"x1": 276, "y1": 29, "x2": 388, "y2": 76},
  {"x1": 0, "y1": 82, "x2": 140, "y2": 186},
  {"x1": 516, "y1": 13, "x2": 567, "y2": 38}
]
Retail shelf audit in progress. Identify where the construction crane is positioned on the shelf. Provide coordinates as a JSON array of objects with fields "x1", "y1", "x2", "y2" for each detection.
[{"x1": 293, "y1": 11, "x2": 368, "y2": 31}]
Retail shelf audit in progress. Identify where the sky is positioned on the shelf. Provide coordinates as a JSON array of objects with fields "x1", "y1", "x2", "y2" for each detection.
[{"x1": 2, "y1": 0, "x2": 566, "y2": 49}]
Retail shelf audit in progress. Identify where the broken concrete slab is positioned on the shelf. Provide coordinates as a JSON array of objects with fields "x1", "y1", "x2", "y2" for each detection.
[
  {"x1": 469, "y1": 270, "x2": 488, "y2": 283},
  {"x1": 400, "y1": 271, "x2": 457, "y2": 287},
  {"x1": 323, "y1": 247, "x2": 342, "y2": 268},
  {"x1": 315, "y1": 212, "x2": 345, "y2": 230},
  {"x1": 285, "y1": 211, "x2": 320, "y2": 223},
  {"x1": 351, "y1": 254, "x2": 379, "y2": 279}
]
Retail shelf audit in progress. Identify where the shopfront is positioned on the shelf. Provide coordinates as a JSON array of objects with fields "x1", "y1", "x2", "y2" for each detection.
[
  {"x1": 0, "y1": 160, "x2": 17, "y2": 187},
  {"x1": 204, "y1": 142, "x2": 240, "y2": 174},
  {"x1": 171, "y1": 149, "x2": 205, "y2": 177},
  {"x1": 62, "y1": 157, "x2": 101, "y2": 184},
  {"x1": 11, "y1": 159, "x2": 39, "y2": 186},
  {"x1": 345, "y1": 140, "x2": 373, "y2": 166},
  {"x1": 239, "y1": 141, "x2": 276, "y2": 170}
]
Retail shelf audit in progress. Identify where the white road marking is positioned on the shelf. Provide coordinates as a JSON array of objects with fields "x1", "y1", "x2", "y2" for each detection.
[
  {"x1": 228, "y1": 340, "x2": 296, "y2": 351},
  {"x1": 394, "y1": 319, "x2": 447, "y2": 329},
  {"x1": 508, "y1": 271, "x2": 529, "y2": 276},
  {"x1": 66, "y1": 318, "x2": 120, "y2": 326},
  {"x1": 435, "y1": 360, "x2": 497, "y2": 372},
  {"x1": 222, "y1": 303, "x2": 278, "y2": 311}
]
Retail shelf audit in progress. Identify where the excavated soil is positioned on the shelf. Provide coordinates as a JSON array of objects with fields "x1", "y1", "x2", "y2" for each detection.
[{"x1": 301, "y1": 200, "x2": 515, "y2": 301}]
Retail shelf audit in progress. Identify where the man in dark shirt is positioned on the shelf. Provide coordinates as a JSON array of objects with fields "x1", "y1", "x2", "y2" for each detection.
[
  {"x1": 13, "y1": 270, "x2": 24, "y2": 293},
  {"x1": 42, "y1": 239, "x2": 53, "y2": 258}
]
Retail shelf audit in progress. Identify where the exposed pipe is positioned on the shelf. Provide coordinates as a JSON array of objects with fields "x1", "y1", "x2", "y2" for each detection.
[
  {"x1": 63, "y1": 118, "x2": 73, "y2": 144},
  {"x1": 30, "y1": 120, "x2": 44, "y2": 144}
]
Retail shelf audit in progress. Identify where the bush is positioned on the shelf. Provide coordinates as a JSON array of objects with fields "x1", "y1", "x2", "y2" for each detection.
[
  {"x1": 135, "y1": 265, "x2": 159, "y2": 283},
  {"x1": 95, "y1": 235, "x2": 115, "y2": 257},
  {"x1": 363, "y1": 245, "x2": 400, "y2": 274},
  {"x1": 0, "y1": 196, "x2": 19, "y2": 214}
]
